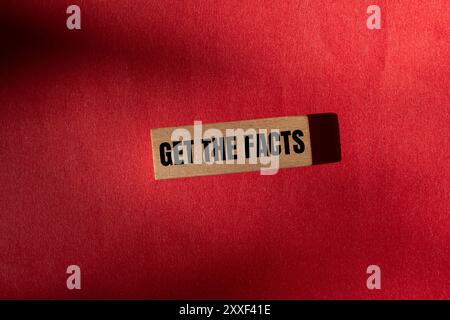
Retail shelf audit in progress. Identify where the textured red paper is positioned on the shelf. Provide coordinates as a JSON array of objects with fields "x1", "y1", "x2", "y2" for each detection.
[{"x1": 0, "y1": 1, "x2": 449, "y2": 299}]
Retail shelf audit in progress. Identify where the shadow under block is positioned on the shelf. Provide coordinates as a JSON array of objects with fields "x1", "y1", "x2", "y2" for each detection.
[{"x1": 151, "y1": 113, "x2": 341, "y2": 179}]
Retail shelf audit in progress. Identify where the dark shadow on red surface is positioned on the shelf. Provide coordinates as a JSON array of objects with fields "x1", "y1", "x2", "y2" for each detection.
[{"x1": 308, "y1": 113, "x2": 341, "y2": 165}]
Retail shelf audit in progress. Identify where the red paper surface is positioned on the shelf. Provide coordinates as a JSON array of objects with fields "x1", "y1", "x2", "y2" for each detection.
[{"x1": 0, "y1": 1, "x2": 449, "y2": 299}]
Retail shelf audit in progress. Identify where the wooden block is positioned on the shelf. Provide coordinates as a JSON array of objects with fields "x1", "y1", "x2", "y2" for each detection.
[{"x1": 151, "y1": 113, "x2": 340, "y2": 179}]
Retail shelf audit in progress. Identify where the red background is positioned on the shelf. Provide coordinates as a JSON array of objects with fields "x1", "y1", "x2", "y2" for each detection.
[{"x1": 1, "y1": 1, "x2": 449, "y2": 299}]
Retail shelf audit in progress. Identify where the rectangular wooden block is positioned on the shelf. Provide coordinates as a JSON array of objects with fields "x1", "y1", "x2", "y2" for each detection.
[{"x1": 151, "y1": 113, "x2": 340, "y2": 180}]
